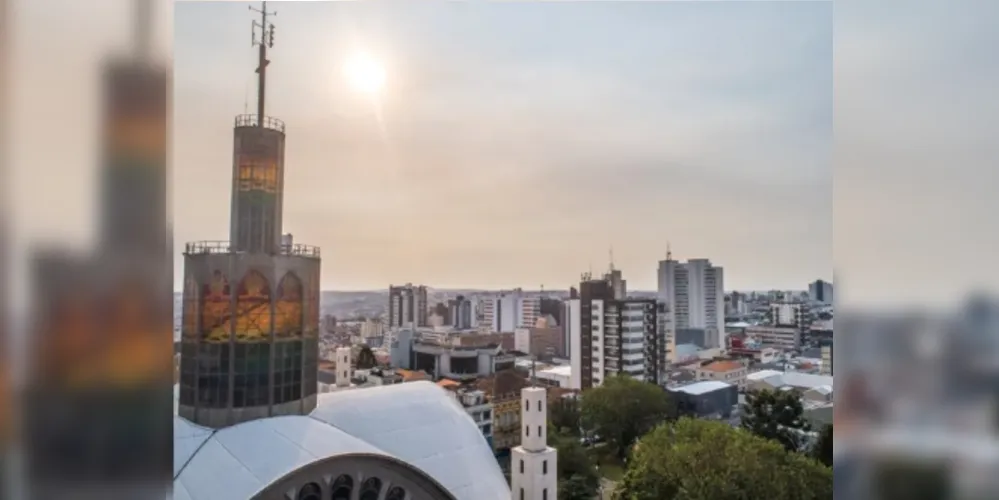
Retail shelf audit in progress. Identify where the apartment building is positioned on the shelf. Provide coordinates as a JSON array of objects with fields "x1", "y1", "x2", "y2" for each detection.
[
  {"x1": 657, "y1": 256, "x2": 725, "y2": 349},
  {"x1": 480, "y1": 289, "x2": 540, "y2": 332},
  {"x1": 567, "y1": 275, "x2": 667, "y2": 390},
  {"x1": 695, "y1": 359, "x2": 749, "y2": 389},
  {"x1": 388, "y1": 283, "x2": 428, "y2": 328}
]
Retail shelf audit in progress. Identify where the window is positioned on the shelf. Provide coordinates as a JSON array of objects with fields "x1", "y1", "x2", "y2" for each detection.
[
  {"x1": 543, "y1": 460, "x2": 548, "y2": 474},
  {"x1": 520, "y1": 488, "x2": 524, "y2": 500},
  {"x1": 520, "y1": 460, "x2": 524, "y2": 473},
  {"x1": 543, "y1": 489, "x2": 548, "y2": 500},
  {"x1": 538, "y1": 425, "x2": 542, "y2": 437},
  {"x1": 526, "y1": 425, "x2": 529, "y2": 436}
]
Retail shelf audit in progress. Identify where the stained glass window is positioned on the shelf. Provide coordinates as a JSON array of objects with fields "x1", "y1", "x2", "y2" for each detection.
[
  {"x1": 200, "y1": 270, "x2": 230, "y2": 343},
  {"x1": 275, "y1": 273, "x2": 303, "y2": 339},
  {"x1": 234, "y1": 270, "x2": 271, "y2": 342}
]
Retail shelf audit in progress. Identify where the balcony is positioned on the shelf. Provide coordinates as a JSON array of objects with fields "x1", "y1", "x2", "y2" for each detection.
[
  {"x1": 234, "y1": 114, "x2": 286, "y2": 133},
  {"x1": 184, "y1": 240, "x2": 321, "y2": 258}
]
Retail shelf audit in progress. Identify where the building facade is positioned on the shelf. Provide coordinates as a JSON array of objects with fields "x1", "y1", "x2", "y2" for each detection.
[
  {"x1": 566, "y1": 276, "x2": 667, "y2": 390},
  {"x1": 657, "y1": 257, "x2": 726, "y2": 349},
  {"x1": 481, "y1": 289, "x2": 541, "y2": 333},
  {"x1": 809, "y1": 279, "x2": 834, "y2": 304},
  {"x1": 388, "y1": 283, "x2": 428, "y2": 329}
]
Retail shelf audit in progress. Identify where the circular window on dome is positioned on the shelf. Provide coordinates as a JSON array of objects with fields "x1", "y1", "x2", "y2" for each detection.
[
  {"x1": 359, "y1": 477, "x2": 383, "y2": 500},
  {"x1": 386, "y1": 485, "x2": 407, "y2": 500},
  {"x1": 297, "y1": 482, "x2": 321, "y2": 500},
  {"x1": 331, "y1": 474, "x2": 353, "y2": 500}
]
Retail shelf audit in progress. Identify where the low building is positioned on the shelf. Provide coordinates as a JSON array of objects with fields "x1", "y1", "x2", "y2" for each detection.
[
  {"x1": 514, "y1": 326, "x2": 565, "y2": 358},
  {"x1": 745, "y1": 369, "x2": 833, "y2": 401},
  {"x1": 535, "y1": 365, "x2": 572, "y2": 389},
  {"x1": 667, "y1": 381, "x2": 738, "y2": 419},
  {"x1": 439, "y1": 381, "x2": 494, "y2": 448},
  {"x1": 745, "y1": 325, "x2": 802, "y2": 350},
  {"x1": 695, "y1": 360, "x2": 749, "y2": 389},
  {"x1": 411, "y1": 340, "x2": 512, "y2": 381}
]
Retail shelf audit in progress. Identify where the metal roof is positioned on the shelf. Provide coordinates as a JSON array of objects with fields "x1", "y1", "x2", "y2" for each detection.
[
  {"x1": 746, "y1": 370, "x2": 834, "y2": 390},
  {"x1": 174, "y1": 381, "x2": 508, "y2": 500},
  {"x1": 671, "y1": 380, "x2": 732, "y2": 395}
]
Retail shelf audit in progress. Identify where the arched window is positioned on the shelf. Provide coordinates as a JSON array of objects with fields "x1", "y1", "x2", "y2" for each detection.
[
  {"x1": 297, "y1": 482, "x2": 321, "y2": 500},
  {"x1": 359, "y1": 477, "x2": 383, "y2": 500},
  {"x1": 331, "y1": 474, "x2": 353, "y2": 500},
  {"x1": 385, "y1": 486, "x2": 407, "y2": 500}
]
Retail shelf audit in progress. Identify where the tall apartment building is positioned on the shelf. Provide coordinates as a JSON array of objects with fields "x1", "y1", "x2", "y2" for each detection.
[
  {"x1": 448, "y1": 294, "x2": 476, "y2": 330},
  {"x1": 809, "y1": 279, "x2": 834, "y2": 304},
  {"x1": 388, "y1": 283, "x2": 428, "y2": 328},
  {"x1": 566, "y1": 276, "x2": 667, "y2": 390},
  {"x1": 657, "y1": 256, "x2": 725, "y2": 349},
  {"x1": 481, "y1": 289, "x2": 540, "y2": 332}
]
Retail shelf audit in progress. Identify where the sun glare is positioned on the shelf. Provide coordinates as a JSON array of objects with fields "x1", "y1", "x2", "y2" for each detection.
[{"x1": 343, "y1": 52, "x2": 386, "y2": 95}]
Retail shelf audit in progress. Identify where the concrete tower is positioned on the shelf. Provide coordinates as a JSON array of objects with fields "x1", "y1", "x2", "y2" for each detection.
[
  {"x1": 511, "y1": 387, "x2": 557, "y2": 500},
  {"x1": 177, "y1": 2, "x2": 322, "y2": 428},
  {"x1": 335, "y1": 347, "x2": 351, "y2": 388}
]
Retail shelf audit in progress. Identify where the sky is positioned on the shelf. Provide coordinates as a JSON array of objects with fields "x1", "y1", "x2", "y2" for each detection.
[{"x1": 170, "y1": 1, "x2": 832, "y2": 292}]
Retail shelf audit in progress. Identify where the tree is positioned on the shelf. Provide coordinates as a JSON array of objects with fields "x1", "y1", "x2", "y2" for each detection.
[
  {"x1": 810, "y1": 424, "x2": 833, "y2": 466},
  {"x1": 356, "y1": 345, "x2": 377, "y2": 369},
  {"x1": 549, "y1": 427, "x2": 599, "y2": 500},
  {"x1": 550, "y1": 396, "x2": 582, "y2": 436},
  {"x1": 740, "y1": 388, "x2": 811, "y2": 452},
  {"x1": 614, "y1": 418, "x2": 831, "y2": 500},
  {"x1": 580, "y1": 375, "x2": 674, "y2": 460}
]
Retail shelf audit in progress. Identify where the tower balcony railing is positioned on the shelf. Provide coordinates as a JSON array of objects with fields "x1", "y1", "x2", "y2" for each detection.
[
  {"x1": 234, "y1": 114, "x2": 286, "y2": 133},
  {"x1": 184, "y1": 240, "x2": 320, "y2": 258}
]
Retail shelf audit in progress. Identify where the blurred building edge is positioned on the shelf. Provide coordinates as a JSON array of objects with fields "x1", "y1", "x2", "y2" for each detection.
[{"x1": 23, "y1": 0, "x2": 172, "y2": 494}]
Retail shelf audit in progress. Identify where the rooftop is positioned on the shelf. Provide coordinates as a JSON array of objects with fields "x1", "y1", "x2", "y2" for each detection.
[
  {"x1": 671, "y1": 380, "x2": 732, "y2": 396},
  {"x1": 699, "y1": 360, "x2": 744, "y2": 373},
  {"x1": 538, "y1": 365, "x2": 571, "y2": 377},
  {"x1": 747, "y1": 370, "x2": 834, "y2": 391},
  {"x1": 174, "y1": 381, "x2": 507, "y2": 500}
]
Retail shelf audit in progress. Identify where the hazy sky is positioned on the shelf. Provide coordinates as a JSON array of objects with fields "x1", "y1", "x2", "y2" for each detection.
[{"x1": 171, "y1": 1, "x2": 832, "y2": 291}]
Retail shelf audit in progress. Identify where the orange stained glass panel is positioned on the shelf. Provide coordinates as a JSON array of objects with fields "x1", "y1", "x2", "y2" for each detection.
[
  {"x1": 275, "y1": 273, "x2": 303, "y2": 339},
  {"x1": 237, "y1": 158, "x2": 278, "y2": 193},
  {"x1": 201, "y1": 270, "x2": 231, "y2": 343},
  {"x1": 234, "y1": 270, "x2": 271, "y2": 342},
  {"x1": 182, "y1": 277, "x2": 198, "y2": 339}
]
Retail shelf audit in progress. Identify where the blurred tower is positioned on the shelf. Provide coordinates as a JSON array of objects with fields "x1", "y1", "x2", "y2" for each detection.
[{"x1": 177, "y1": 2, "x2": 322, "y2": 428}]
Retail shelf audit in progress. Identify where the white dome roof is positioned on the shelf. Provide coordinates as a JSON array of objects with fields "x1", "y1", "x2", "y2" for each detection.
[{"x1": 174, "y1": 381, "x2": 509, "y2": 500}]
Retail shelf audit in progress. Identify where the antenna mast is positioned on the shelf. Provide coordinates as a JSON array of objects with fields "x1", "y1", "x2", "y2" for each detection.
[
  {"x1": 609, "y1": 246, "x2": 615, "y2": 272},
  {"x1": 666, "y1": 241, "x2": 672, "y2": 261},
  {"x1": 250, "y1": 1, "x2": 277, "y2": 126}
]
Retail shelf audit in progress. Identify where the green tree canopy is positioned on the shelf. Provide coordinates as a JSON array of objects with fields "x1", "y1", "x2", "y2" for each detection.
[
  {"x1": 614, "y1": 418, "x2": 832, "y2": 500},
  {"x1": 356, "y1": 345, "x2": 377, "y2": 369},
  {"x1": 550, "y1": 396, "x2": 582, "y2": 436},
  {"x1": 740, "y1": 388, "x2": 812, "y2": 452},
  {"x1": 580, "y1": 375, "x2": 674, "y2": 460},
  {"x1": 549, "y1": 428, "x2": 600, "y2": 500},
  {"x1": 810, "y1": 423, "x2": 833, "y2": 467}
]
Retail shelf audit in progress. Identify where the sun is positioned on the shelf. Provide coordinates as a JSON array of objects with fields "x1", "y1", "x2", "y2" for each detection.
[{"x1": 343, "y1": 52, "x2": 386, "y2": 95}]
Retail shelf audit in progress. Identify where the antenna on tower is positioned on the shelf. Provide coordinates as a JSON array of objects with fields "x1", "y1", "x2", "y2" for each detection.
[
  {"x1": 609, "y1": 246, "x2": 615, "y2": 272},
  {"x1": 666, "y1": 241, "x2": 673, "y2": 261},
  {"x1": 249, "y1": 1, "x2": 277, "y2": 125},
  {"x1": 530, "y1": 355, "x2": 538, "y2": 387}
]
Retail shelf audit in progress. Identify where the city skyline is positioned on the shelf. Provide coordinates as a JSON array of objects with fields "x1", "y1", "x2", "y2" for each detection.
[{"x1": 187, "y1": 2, "x2": 828, "y2": 291}]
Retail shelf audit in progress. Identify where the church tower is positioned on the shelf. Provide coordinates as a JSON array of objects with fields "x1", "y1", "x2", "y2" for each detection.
[{"x1": 511, "y1": 387, "x2": 558, "y2": 500}]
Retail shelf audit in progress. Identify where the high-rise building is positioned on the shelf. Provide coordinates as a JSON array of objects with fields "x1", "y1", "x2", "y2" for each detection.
[
  {"x1": 657, "y1": 254, "x2": 725, "y2": 349},
  {"x1": 809, "y1": 279, "x2": 834, "y2": 304},
  {"x1": 481, "y1": 289, "x2": 540, "y2": 332},
  {"x1": 448, "y1": 294, "x2": 476, "y2": 329},
  {"x1": 511, "y1": 387, "x2": 558, "y2": 500},
  {"x1": 388, "y1": 283, "x2": 428, "y2": 328},
  {"x1": 177, "y1": 12, "x2": 322, "y2": 428},
  {"x1": 566, "y1": 276, "x2": 668, "y2": 390}
]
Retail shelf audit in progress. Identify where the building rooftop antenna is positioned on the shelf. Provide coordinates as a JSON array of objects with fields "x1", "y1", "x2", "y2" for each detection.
[
  {"x1": 530, "y1": 355, "x2": 538, "y2": 387},
  {"x1": 249, "y1": 1, "x2": 277, "y2": 125},
  {"x1": 666, "y1": 241, "x2": 673, "y2": 261},
  {"x1": 609, "y1": 246, "x2": 615, "y2": 273}
]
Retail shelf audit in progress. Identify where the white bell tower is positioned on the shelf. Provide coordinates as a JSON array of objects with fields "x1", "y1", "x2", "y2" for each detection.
[
  {"x1": 510, "y1": 386, "x2": 557, "y2": 500},
  {"x1": 335, "y1": 347, "x2": 351, "y2": 388}
]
